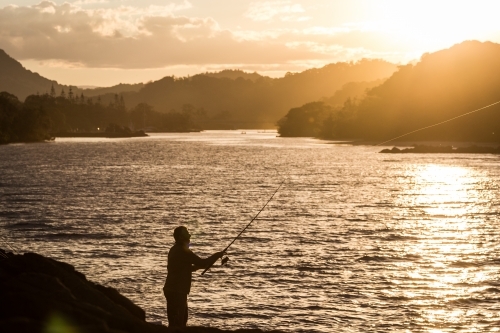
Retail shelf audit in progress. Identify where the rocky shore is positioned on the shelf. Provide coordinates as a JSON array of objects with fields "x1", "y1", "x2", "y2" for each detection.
[
  {"x1": 380, "y1": 145, "x2": 500, "y2": 154},
  {"x1": 0, "y1": 249, "x2": 280, "y2": 333}
]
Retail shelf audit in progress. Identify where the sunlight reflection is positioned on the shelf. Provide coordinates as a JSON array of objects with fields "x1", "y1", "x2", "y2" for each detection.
[
  {"x1": 413, "y1": 165, "x2": 472, "y2": 218},
  {"x1": 396, "y1": 164, "x2": 494, "y2": 331}
]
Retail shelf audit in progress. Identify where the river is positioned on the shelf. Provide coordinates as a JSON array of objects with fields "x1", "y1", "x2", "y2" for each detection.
[{"x1": 1, "y1": 131, "x2": 499, "y2": 332}]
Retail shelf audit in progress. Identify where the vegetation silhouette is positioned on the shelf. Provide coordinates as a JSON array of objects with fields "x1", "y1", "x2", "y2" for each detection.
[
  {"x1": 0, "y1": 49, "x2": 396, "y2": 130},
  {"x1": 277, "y1": 102, "x2": 334, "y2": 137},
  {"x1": 0, "y1": 92, "x2": 52, "y2": 144},
  {"x1": 0, "y1": 91, "x2": 201, "y2": 144},
  {"x1": 380, "y1": 145, "x2": 500, "y2": 154},
  {"x1": 7, "y1": 40, "x2": 500, "y2": 142},
  {"x1": 121, "y1": 59, "x2": 396, "y2": 129},
  {"x1": 277, "y1": 41, "x2": 500, "y2": 142}
]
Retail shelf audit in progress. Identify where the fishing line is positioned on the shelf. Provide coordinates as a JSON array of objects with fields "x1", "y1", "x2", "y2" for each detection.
[
  {"x1": 375, "y1": 100, "x2": 500, "y2": 146},
  {"x1": 256, "y1": 168, "x2": 287, "y2": 225},
  {"x1": 369, "y1": 100, "x2": 500, "y2": 232},
  {"x1": 200, "y1": 135, "x2": 290, "y2": 275},
  {"x1": 201, "y1": 176, "x2": 287, "y2": 275}
]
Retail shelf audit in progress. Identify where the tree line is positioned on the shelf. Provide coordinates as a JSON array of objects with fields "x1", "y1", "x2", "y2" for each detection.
[{"x1": 0, "y1": 89, "x2": 202, "y2": 144}]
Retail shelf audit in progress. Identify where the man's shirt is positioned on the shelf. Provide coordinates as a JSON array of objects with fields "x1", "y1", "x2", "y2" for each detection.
[{"x1": 164, "y1": 243, "x2": 205, "y2": 294}]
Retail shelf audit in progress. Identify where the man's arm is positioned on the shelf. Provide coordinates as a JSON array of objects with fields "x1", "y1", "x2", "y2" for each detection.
[
  {"x1": 191, "y1": 264, "x2": 203, "y2": 272},
  {"x1": 187, "y1": 250, "x2": 225, "y2": 269}
]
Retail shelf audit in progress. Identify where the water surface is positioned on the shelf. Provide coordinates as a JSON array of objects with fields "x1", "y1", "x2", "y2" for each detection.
[{"x1": 1, "y1": 131, "x2": 499, "y2": 332}]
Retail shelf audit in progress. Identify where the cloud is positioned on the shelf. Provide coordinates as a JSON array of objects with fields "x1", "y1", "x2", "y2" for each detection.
[
  {"x1": 72, "y1": 0, "x2": 109, "y2": 5},
  {"x1": 0, "y1": 1, "x2": 324, "y2": 68},
  {"x1": 0, "y1": 1, "x2": 412, "y2": 72},
  {"x1": 245, "y1": 1, "x2": 309, "y2": 22}
]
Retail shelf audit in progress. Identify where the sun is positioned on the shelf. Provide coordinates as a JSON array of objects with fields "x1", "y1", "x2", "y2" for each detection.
[{"x1": 366, "y1": 0, "x2": 500, "y2": 52}]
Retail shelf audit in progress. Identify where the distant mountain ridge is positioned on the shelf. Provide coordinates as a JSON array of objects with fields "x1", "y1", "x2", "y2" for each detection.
[
  {"x1": 0, "y1": 49, "x2": 61, "y2": 100},
  {"x1": 84, "y1": 83, "x2": 144, "y2": 97},
  {"x1": 203, "y1": 69, "x2": 263, "y2": 82},
  {"x1": 0, "y1": 50, "x2": 143, "y2": 100},
  {"x1": 4, "y1": 40, "x2": 499, "y2": 138},
  {"x1": 355, "y1": 40, "x2": 500, "y2": 141},
  {"x1": 0, "y1": 48, "x2": 397, "y2": 128},
  {"x1": 121, "y1": 59, "x2": 397, "y2": 128},
  {"x1": 322, "y1": 79, "x2": 386, "y2": 107},
  {"x1": 277, "y1": 40, "x2": 500, "y2": 142}
]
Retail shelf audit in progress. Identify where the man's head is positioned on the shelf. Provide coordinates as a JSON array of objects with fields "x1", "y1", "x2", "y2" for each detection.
[{"x1": 173, "y1": 226, "x2": 191, "y2": 244}]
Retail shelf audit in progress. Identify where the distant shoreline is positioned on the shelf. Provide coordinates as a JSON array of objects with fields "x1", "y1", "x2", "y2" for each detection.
[
  {"x1": 53, "y1": 131, "x2": 148, "y2": 138},
  {"x1": 379, "y1": 144, "x2": 500, "y2": 154}
]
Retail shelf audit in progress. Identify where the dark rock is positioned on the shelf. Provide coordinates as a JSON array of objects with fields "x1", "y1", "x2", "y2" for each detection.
[
  {"x1": 0, "y1": 249, "x2": 166, "y2": 333},
  {"x1": 92, "y1": 283, "x2": 146, "y2": 321}
]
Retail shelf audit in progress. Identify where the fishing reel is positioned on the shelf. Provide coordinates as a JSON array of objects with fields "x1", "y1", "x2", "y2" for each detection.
[{"x1": 221, "y1": 256, "x2": 229, "y2": 266}]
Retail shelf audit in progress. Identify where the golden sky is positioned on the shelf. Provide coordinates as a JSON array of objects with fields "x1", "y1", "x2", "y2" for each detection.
[{"x1": 1, "y1": 0, "x2": 499, "y2": 86}]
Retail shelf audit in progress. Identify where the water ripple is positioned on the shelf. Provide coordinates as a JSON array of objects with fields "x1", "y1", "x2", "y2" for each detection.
[{"x1": 1, "y1": 131, "x2": 500, "y2": 332}]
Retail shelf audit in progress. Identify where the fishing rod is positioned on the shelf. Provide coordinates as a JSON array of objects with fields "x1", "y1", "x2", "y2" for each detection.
[
  {"x1": 374, "y1": 100, "x2": 500, "y2": 146},
  {"x1": 201, "y1": 177, "x2": 286, "y2": 275}
]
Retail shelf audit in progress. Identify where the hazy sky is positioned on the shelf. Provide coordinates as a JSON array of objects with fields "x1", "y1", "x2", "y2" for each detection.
[{"x1": 1, "y1": 0, "x2": 499, "y2": 86}]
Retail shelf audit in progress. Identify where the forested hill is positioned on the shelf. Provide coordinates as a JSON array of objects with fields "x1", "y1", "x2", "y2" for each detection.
[
  {"x1": 0, "y1": 50, "x2": 143, "y2": 100},
  {"x1": 0, "y1": 50, "x2": 61, "y2": 101},
  {"x1": 278, "y1": 40, "x2": 500, "y2": 142},
  {"x1": 0, "y1": 48, "x2": 396, "y2": 128},
  {"x1": 121, "y1": 59, "x2": 397, "y2": 129},
  {"x1": 83, "y1": 83, "x2": 144, "y2": 97},
  {"x1": 203, "y1": 69, "x2": 262, "y2": 81},
  {"x1": 357, "y1": 40, "x2": 500, "y2": 141}
]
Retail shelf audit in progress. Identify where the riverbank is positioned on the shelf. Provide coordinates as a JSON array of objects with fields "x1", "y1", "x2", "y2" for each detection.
[
  {"x1": 0, "y1": 249, "x2": 281, "y2": 333},
  {"x1": 54, "y1": 130, "x2": 148, "y2": 138}
]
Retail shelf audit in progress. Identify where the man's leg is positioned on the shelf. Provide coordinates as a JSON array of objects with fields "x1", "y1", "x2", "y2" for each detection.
[
  {"x1": 183, "y1": 297, "x2": 188, "y2": 326},
  {"x1": 165, "y1": 291, "x2": 188, "y2": 327}
]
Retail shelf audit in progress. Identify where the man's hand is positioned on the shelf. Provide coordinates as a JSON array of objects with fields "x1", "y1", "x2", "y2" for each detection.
[{"x1": 215, "y1": 251, "x2": 226, "y2": 259}]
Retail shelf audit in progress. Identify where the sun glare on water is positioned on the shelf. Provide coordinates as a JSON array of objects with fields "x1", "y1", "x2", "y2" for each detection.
[
  {"x1": 394, "y1": 163, "x2": 496, "y2": 329},
  {"x1": 413, "y1": 164, "x2": 472, "y2": 217}
]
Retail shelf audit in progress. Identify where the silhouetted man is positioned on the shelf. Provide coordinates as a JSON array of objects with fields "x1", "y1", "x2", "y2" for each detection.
[{"x1": 163, "y1": 226, "x2": 224, "y2": 327}]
